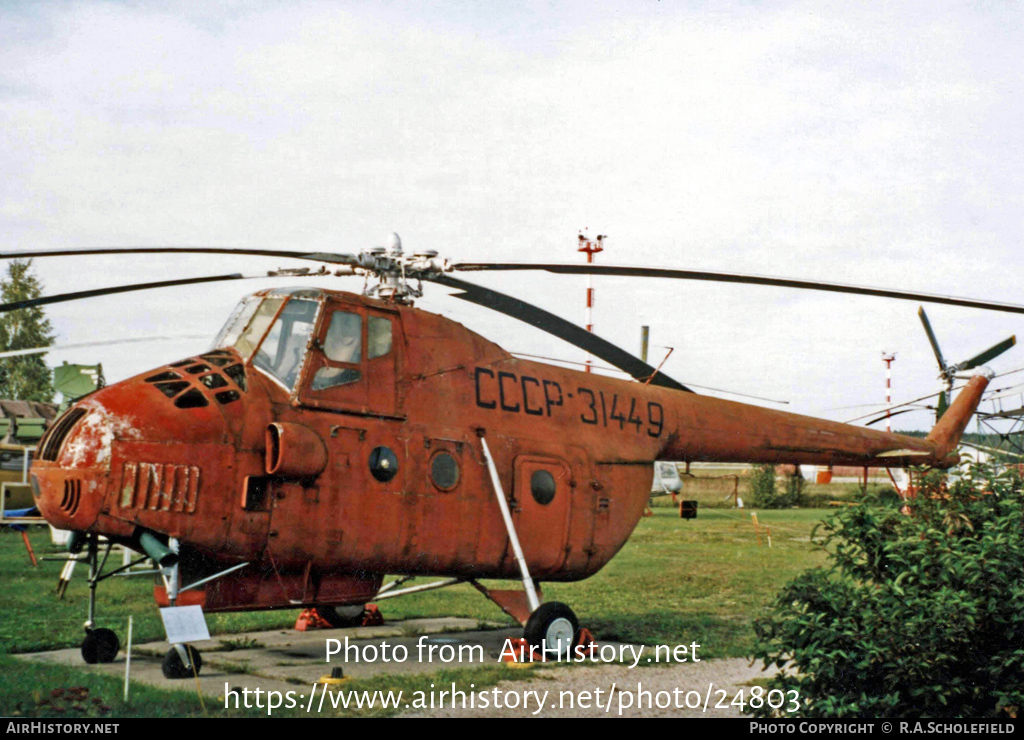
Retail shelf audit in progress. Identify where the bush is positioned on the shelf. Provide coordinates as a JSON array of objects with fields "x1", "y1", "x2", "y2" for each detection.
[
  {"x1": 750, "y1": 464, "x2": 778, "y2": 508},
  {"x1": 750, "y1": 464, "x2": 805, "y2": 508},
  {"x1": 749, "y1": 463, "x2": 1024, "y2": 718}
]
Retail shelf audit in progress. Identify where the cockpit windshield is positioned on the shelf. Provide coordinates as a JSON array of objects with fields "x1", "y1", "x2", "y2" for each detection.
[
  {"x1": 212, "y1": 294, "x2": 321, "y2": 391},
  {"x1": 211, "y1": 295, "x2": 262, "y2": 351},
  {"x1": 252, "y1": 299, "x2": 319, "y2": 390}
]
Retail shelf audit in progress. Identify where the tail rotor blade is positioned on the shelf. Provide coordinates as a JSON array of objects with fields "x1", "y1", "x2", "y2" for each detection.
[
  {"x1": 958, "y1": 335, "x2": 1017, "y2": 371},
  {"x1": 918, "y1": 306, "x2": 947, "y2": 371}
]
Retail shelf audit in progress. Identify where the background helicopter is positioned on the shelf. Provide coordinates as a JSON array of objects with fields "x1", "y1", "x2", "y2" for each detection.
[{"x1": 2, "y1": 235, "x2": 1018, "y2": 678}]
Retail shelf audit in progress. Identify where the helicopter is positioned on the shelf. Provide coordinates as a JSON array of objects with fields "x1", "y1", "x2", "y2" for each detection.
[{"x1": 2, "y1": 234, "x2": 1018, "y2": 678}]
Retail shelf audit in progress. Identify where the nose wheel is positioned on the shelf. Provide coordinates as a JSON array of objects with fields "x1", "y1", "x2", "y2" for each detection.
[
  {"x1": 81, "y1": 628, "x2": 120, "y2": 664},
  {"x1": 162, "y1": 644, "x2": 203, "y2": 679}
]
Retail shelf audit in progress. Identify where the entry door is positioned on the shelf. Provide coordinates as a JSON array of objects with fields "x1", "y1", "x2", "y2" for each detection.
[
  {"x1": 513, "y1": 455, "x2": 572, "y2": 575},
  {"x1": 299, "y1": 300, "x2": 399, "y2": 418}
]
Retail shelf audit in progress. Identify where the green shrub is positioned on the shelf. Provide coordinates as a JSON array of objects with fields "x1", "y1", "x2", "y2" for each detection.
[
  {"x1": 750, "y1": 464, "x2": 805, "y2": 508},
  {"x1": 750, "y1": 464, "x2": 778, "y2": 508},
  {"x1": 749, "y1": 463, "x2": 1024, "y2": 718},
  {"x1": 785, "y1": 470, "x2": 806, "y2": 507}
]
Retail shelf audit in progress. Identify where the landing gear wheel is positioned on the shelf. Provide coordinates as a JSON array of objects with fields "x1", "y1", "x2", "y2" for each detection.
[
  {"x1": 81, "y1": 628, "x2": 120, "y2": 664},
  {"x1": 317, "y1": 604, "x2": 366, "y2": 628},
  {"x1": 524, "y1": 602, "x2": 579, "y2": 657},
  {"x1": 162, "y1": 645, "x2": 203, "y2": 679}
]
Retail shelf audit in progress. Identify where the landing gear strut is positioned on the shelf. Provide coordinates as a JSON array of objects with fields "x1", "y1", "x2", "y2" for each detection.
[
  {"x1": 160, "y1": 537, "x2": 202, "y2": 679},
  {"x1": 479, "y1": 436, "x2": 585, "y2": 656},
  {"x1": 80, "y1": 535, "x2": 120, "y2": 664}
]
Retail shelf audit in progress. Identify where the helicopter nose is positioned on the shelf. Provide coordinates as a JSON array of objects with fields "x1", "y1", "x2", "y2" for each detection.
[
  {"x1": 32, "y1": 405, "x2": 115, "y2": 532},
  {"x1": 32, "y1": 351, "x2": 246, "y2": 539}
]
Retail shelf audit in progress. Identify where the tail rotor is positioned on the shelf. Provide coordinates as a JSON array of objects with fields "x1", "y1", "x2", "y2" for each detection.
[{"x1": 918, "y1": 306, "x2": 1016, "y2": 420}]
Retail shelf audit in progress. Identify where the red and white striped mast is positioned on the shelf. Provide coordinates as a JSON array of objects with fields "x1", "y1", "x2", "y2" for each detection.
[
  {"x1": 578, "y1": 230, "x2": 606, "y2": 373},
  {"x1": 882, "y1": 352, "x2": 897, "y2": 432}
]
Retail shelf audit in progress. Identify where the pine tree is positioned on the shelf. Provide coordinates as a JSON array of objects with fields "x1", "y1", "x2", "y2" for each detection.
[{"x1": 0, "y1": 259, "x2": 55, "y2": 402}]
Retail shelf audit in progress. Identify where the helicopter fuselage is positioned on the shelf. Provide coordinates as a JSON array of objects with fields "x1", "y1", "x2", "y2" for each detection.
[{"x1": 29, "y1": 287, "x2": 987, "y2": 613}]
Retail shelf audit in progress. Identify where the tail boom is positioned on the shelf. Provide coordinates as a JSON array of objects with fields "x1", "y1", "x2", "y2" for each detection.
[{"x1": 657, "y1": 372, "x2": 991, "y2": 470}]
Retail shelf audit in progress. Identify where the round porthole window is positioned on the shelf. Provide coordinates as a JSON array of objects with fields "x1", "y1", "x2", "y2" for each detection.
[
  {"x1": 369, "y1": 446, "x2": 399, "y2": 482},
  {"x1": 430, "y1": 451, "x2": 460, "y2": 491},
  {"x1": 530, "y1": 470, "x2": 557, "y2": 505}
]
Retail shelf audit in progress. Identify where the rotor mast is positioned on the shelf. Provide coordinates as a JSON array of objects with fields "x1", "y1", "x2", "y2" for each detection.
[{"x1": 358, "y1": 232, "x2": 451, "y2": 305}]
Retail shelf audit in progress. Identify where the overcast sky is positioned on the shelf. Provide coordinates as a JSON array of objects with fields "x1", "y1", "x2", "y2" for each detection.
[{"x1": 2, "y1": 1, "x2": 1022, "y2": 430}]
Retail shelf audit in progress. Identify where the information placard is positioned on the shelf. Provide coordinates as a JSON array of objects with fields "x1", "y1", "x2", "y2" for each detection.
[{"x1": 159, "y1": 605, "x2": 211, "y2": 644}]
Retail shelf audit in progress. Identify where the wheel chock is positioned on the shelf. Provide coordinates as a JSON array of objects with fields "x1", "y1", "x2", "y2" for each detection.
[
  {"x1": 361, "y1": 603, "x2": 384, "y2": 626},
  {"x1": 294, "y1": 608, "x2": 333, "y2": 631}
]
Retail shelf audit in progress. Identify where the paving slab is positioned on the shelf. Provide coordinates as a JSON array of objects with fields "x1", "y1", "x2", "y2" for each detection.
[{"x1": 14, "y1": 617, "x2": 516, "y2": 700}]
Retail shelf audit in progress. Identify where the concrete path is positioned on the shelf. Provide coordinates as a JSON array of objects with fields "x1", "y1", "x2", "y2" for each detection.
[{"x1": 14, "y1": 619, "x2": 778, "y2": 717}]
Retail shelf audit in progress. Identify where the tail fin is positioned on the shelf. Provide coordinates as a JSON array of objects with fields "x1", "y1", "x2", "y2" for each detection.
[{"x1": 925, "y1": 369, "x2": 992, "y2": 461}]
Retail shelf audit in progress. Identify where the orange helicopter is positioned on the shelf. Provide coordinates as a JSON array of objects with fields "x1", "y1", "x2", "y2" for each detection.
[{"x1": 2, "y1": 234, "x2": 1018, "y2": 678}]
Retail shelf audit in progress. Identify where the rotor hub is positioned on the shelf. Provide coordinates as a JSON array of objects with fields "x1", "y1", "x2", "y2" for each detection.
[{"x1": 352, "y1": 233, "x2": 452, "y2": 305}]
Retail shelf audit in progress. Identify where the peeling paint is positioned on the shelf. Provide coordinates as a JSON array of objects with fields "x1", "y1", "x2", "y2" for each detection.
[{"x1": 62, "y1": 405, "x2": 144, "y2": 471}]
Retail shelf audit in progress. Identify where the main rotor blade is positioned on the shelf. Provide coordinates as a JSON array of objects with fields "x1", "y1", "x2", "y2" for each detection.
[
  {"x1": 863, "y1": 407, "x2": 925, "y2": 427},
  {"x1": 0, "y1": 334, "x2": 208, "y2": 359},
  {"x1": 957, "y1": 335, "x2": 1017, "y2": 371},
  {"x1": 427, "y1": 274, "x2": 693, "y2": 393},
  {"x1": 917, "y1": 306, "x2": 947, "y2": 371},
  {"x1": 0, "y1": 247, "x2": 357, "y2": 265},
  {"x1": 0, "y1": 273, "x2": 255, "y2": 313},
  {"x1": 453, "y1": 263, "x2": 1024, "y2": 316}
]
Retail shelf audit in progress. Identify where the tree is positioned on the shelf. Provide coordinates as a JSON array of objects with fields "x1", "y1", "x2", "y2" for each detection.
[
  {"x1": 0, "y1": 259, "x2": 55, "y2": 402},
  {"x1": 749, "y1": 464, "x2": 1024, "y2": 718}
]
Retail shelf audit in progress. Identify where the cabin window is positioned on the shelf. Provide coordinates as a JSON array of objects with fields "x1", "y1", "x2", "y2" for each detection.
[
  {"x1": 430, "y1": 451, "x2": 460, "y2": 491},
  {"x1": 253, "y1": 299, "x2": 319, "y2": 390},
  {"x1": 312, "y1": 310, "x2": 363, "y2": 390},
  {"x1": 323, "y1": 310, "x2": 362, "y2": 363},
  {"x1": 530, "y1": 470, "x2": 557, "y2": 505},
  {"x1": 368, "y1": 316, "x2": 392, "y2": 359}
]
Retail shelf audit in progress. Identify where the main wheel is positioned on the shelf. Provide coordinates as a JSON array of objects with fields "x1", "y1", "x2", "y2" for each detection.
[
  {"x1": 524, "y1": 602, "x2": 579, "y2": 657},
  {"x1": 317, "y1": 604, "x2": 366, "y2": 628},
  {"x1": 81, "y1": 628, "x2": 120, "y2": 664},
  {"x1": 162, "y1": 645, "x2": 203, "y2": 679}
]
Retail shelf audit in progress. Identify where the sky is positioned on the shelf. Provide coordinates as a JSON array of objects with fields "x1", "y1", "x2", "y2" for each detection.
[{"x1": 1, "y1": 0, "x2": 1022, "y2": 430}]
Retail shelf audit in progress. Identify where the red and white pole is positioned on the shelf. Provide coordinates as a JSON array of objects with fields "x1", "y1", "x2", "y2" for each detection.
[
  {"x1": 578, "y1": 230, "x2": 605, "y2": 373},
  {"x1": 882, "y1": 352, "x2": 896, "y2": 433}
]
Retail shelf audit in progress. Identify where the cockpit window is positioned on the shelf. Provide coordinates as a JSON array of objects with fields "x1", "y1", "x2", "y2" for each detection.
[
  {"x1": 253, "y1": 299, "x2": 319, "y2": 390},
  {"x1": 218, "y1": 297, "x2": 284, "y2": 360},
  {"x1": 212, "y1": 296, "x2": 262, "y2": 350}
]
